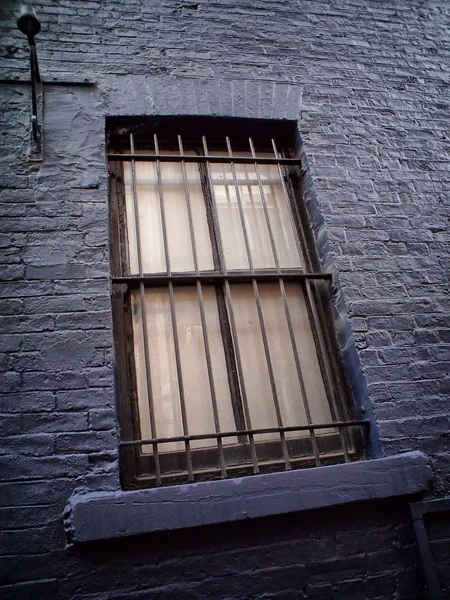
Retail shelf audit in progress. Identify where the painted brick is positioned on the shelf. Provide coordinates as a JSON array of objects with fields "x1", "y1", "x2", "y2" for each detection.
[{"x1": 0, "y1": 0, "x2": 449, "y2": 597}]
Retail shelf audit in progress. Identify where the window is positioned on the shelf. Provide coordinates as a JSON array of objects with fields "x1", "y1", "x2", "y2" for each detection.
[{"x1": 108, "y1": 116, "x2": 365, "y2": 489}]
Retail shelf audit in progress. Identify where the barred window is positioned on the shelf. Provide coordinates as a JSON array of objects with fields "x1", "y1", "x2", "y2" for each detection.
[{"x1": 108, "y1": 117, "x2": 365, "y2": 489}]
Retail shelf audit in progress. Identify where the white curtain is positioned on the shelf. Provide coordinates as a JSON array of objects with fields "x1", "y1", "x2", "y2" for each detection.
[{"x1": 124, "y1": 154, "x2": 330, "y2": 455}]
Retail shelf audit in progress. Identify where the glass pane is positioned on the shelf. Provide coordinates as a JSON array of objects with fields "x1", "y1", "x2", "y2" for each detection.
[
  {"x1": 210, "y1": 154, "x2": 303, "y2": 271},
  {"x1": 131, "y1": 286, "x2": 236, "y2": 453},
  {"x1": 123, "y1": 160, "x2": 214, "y2": 274},
  {"x1": 257, "y1": 164, "x2": 303, "y2": 269},
  {"x1": 229, "y1": 282, "x2": 331, "y2": 441},
  {"x1": 124, "y1": 161, "x2": 166, "y2": 274}
]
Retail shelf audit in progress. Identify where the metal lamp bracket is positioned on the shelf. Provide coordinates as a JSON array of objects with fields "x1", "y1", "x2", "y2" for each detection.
[{"x1": 17, "y1": 5, "x2": 43, "y2": 160}]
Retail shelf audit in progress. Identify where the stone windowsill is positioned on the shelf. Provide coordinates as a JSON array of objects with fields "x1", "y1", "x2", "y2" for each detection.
[{"x1": 66, "y1": 451, "x2": 431, "y2": 543}]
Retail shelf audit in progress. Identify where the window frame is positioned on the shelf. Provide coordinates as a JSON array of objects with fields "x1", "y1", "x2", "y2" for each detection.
[{"x1": 107, "y1": 116, "x2": 367, "y2": 490}]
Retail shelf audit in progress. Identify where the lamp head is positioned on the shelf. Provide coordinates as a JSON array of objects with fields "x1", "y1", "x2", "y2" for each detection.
[{"x1": 17, "y1": 5, "x2": 41, "y2": 42}]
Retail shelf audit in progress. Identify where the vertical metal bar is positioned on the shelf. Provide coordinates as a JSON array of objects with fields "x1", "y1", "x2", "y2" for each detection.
[
  {"x1": 216, "y1": 287, "x2": 247, "y2": 435},
  {"x1": 204, "y1": 137, "x2": 258, "y2": 472},
  {"x1": 304, "y1": 278, "x2": 347, "y2": 446},
  {"x1": 196, "y1": 281, "x2": 227, "y2": 478},
  {"x1": 153, "y1": 134, "x2": 171, "y2": 275},
  {"x1": 155, "y1": 134, "x2": 193, "y2": 480},
  {"x1": 129, "y1": 134, "x2": 161, "y2": 485},
  {"x1": 249, "y1": 138, "x2": 281, "y2": 274},
  {"x1": 137, "y1": 284, "x2": 161, "y2": 484},
  {"x1": 130, "y1": 135, "x2": 144, "y2": 277},
  {"x1": 178, "y1": 135, "x2": 199, "y2": 275},
  {"x1": 226, "y1": 138, "x2": 290, "y2": 468},
  {"x1": 252, "y1": 279, "x2": 291, "y2": 470},
  {"x1": 224, "y1": 279, "x2": 259, "y2": 474},
  {"x1": 109, "y1": 163, "x2": 125, "y2": 279},
  {"x1": 226, "y1": 137, "x2": 254, "y2": 274},
  {"x1": 179, "y1": 136, "x2": 227, "y2": 476},
  {"x1": 202, "y1": 137, "x2": 227, "y2": 273},
  {"x1": 338, "y1": 426, "x2": 350, "y2": 462},
  {"x1": 281, "y1": 154, "x2": 315, "y2": 273},
  {"x1": 271, "y1": 139, "x2": 304, "y2": 268},
  {"x1": 249, "y1": 138, "x2": 309, "y2": 468},
  {"x1": 278, "y1": 277, "x2": 321, "y2": 466},
  {"x1": 201, "y1": 139, "x2": 247, "y2": 432},
  {"x1": 168, "y1": 281, "x2": 194, "y2": 482},
  {"x1": 226, "y1": 138, "x2": 288, "y2": 469}
]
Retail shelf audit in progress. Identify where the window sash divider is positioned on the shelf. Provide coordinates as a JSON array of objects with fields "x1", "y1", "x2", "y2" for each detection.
[
  {"x1": 223, "y1": 278, "x2": 260, "y2": 475},
  {"x1": 167, "y1": 280, "x2": 195, "y2": 482},
  {"x1": 196, "y1": 280, "x2": 228, "y2": 478}
]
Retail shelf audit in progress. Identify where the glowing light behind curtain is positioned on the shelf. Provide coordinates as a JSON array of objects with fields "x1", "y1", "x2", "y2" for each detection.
[
  {"x1": 210, "y1": 159, "x2": 303, "y2": 271},
  {"x1": 123, "y1": 159, "x2": 214, "y2": 274},
  {"x1": 123, "y1": 154, "x2": 331, "y2": 453}
]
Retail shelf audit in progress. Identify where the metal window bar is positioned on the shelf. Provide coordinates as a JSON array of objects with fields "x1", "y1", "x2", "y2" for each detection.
[
  {"x1": 196, "y1": 281, "x2": 227, "y2": 478},
  {"x1": 271, "y1": 139, "x2": 348, "y2": 462},
  {"x1": 248, "y1": 137, "x2": 281, "y2": 273},
  {"x1": 226, "y1": 137, "x2": 290, "y2": 470},
  {"x1": 304, "y1": 277, "x2": 350, "y2": 461},
  {"x1": 277, "y1": 157, "x2": 349, "y2": 442},
  {"x1": 114, "y1": 133, "x2": 363, "y2": 485},
  {"x1": 178, "y1": 134, "x2": 227, "y2": 478},
  {"x1": 108, "y1": 153, "x2": 302, "y2": 166},
  {"x1": 154, "y1": 134, "x2": 194, "y2": 481},
  {"x1": 129, "y1": 134, "x2": 161, "y2": 484},
  {"x1": 177, "y1": 135, "x2": 199, "y2": 274},
  {"x1": 277, "y1": 153, "x2": 351, "y2": 454},
  {"x1": 278, "y1": 278, "x2": 321, "y2": 466},
  {"x1": 112, "y1": 272, "x2": 332, "y2": 286},
  {"x1": 246, "y1": 138, "x2": 322, "y2": 467},
  {"x1": 202, "y1": 135, "x2": 259, "y2": 474},
  {"x1": 271, "y1": 139, "x2": 305, "y2": 267},
  {"x1": 120, "y1": 419, "x2": 370, "y2": 447}
]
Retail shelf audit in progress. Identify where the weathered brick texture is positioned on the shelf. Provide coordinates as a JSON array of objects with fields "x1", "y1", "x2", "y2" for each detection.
[{"x1": 0, "y1": 0, "x2": 449, "y2": 598}]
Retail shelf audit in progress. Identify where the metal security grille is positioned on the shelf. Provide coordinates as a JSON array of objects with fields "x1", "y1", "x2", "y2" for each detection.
[{"x1": 108, "y1": 121, "x2": 367, "y2": 488}]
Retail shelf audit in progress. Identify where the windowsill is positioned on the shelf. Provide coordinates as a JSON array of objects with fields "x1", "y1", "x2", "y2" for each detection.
[{"x1": 66, "y1": 451, "x2": 431, "y2": 543}]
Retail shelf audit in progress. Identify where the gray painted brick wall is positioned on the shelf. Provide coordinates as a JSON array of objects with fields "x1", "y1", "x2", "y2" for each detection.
[{"x1": 0, "y1": 0, "x2": 449, "y2": 598}]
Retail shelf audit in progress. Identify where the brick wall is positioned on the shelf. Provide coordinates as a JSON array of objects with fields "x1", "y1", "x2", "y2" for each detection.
[{"x1": 0, "y1": 0, "x2": 449, "y2": 598}]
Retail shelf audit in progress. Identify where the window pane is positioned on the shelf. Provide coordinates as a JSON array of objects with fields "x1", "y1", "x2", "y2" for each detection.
[
  {"x1": 210, "y1": 157, "x2": 303, "y2": 271},
  {"x1": 229, "y1": 282, "x2": 331, "y2": 441},
  {"x1": 124, "y1": 161, "x2": 214, "y2": 274},
  {"x1": 131, "y1": 286, "x2": 236, "y2": 453},
  {"x1": 124, "y1": 161, "x2": 166, "y2": 274},
  {"x1": 257, "y1": 164, "x2": 303, "y2": 269}
]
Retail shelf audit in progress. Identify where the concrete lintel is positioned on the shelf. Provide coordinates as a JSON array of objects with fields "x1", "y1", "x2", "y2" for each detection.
[{"x1": 67, "y1": 451, "x2": 431, "y2": 543}]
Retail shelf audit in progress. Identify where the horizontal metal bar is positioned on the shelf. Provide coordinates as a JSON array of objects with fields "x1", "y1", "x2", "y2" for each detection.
[
  {"x1": 0, "y1": 78, "x2": 96, "y2": 86},
  {"x1": 120, "y1": 419, "x2": 370, "y2": 447},
  {"x1": 112, "y1": 272, "x2": 332, "y2": 286},
  {"x1": 108, "y1": 153, "x2": 301, "y2": 166}
]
